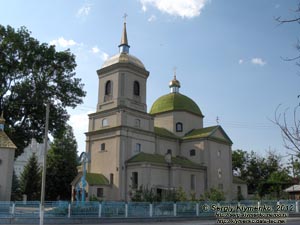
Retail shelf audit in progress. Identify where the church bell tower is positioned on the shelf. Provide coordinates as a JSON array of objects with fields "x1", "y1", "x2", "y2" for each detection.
[
  {"x1": 96, "y1": 22, "x2": 149, "y2": 113},
  {"x1": 85, "y1": 21, "x2": 154, "y2": 201}
]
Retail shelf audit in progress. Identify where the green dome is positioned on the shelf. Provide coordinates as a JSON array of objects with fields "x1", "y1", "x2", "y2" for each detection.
[{"x1": 150, "y1": 93, "x2": 203, "y2": 117}]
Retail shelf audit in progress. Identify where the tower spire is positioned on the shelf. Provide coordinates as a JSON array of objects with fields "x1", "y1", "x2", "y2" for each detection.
[{"x1": 119, "y1": 14, "x2": 130, "y2": 54}]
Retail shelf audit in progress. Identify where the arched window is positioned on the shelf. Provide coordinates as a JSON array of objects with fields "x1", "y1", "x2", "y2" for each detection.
[
  {"x1": 135, "y1": 143, "x2": 141, "y2": 153},
  {"x1": 167, "y1": 149, "x2": 172, "y2": 155},
  {"x1": 218, "y1": 168, "x2": 222, "y2": 179},
  {"x1": 105, "y1": 80, "x2": 112, "y2": 95},
  {"x1": 110, "y1": 173, "x2": 114, "y2": 185},
  {"x1": 101, "y1": 143, "x2": 105, "y2": 151},
  {"x1": 176, "y1": 122, "x2": 183, "y2": 132},
  {"x1": 133, "y1": 81, "x2": 140, "y2": 96},
  {"x1": 191, "y1": 174, "x2": 196, "y2": 191},
  {"x1": 190, "y1": 149, "x2": 196, "y2": 156},
  {"x1": 102, "y1": 118, "x2": 108, "y2": 127},
  {"x1": 135, "y1": 119, "x2": 140, "y2": 128},
  {"x1": 132, "y1": 172, "x2": 138, "y2": 189}
]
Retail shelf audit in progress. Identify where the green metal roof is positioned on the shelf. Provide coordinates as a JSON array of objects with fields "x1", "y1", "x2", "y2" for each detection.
[
  {"x1": 86, "y1": 173, "x2": 109, "y2": 185},
  {"x1": 184, "y1": 126, "x2": 218, "y2": 139},
  {"x1": 150, "y1": 93, "x2": 203, "y2": 117},
  {"x1": 127, "y1": 152, "x2": 204, "y2": 169},
  {"x1": 154, "y1": 127, "x2": 179, "y2": 139},
  {"x1": 183, "y1": 125, "x2": 233, "y2": 144}
]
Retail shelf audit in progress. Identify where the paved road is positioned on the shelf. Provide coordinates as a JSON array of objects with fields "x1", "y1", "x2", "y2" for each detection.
[
  {"x1": 51, "y1": 218, "x2": 300, "y2": 225},
  {"x1": 68, "y1": 218, "x2": 300, "y2": 225},
  {"x1": 2, "y1": 218, "x2": 300, "y2": 225}
]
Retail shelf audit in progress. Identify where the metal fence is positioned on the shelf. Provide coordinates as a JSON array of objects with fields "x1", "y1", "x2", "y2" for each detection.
[{"x1": 0, "y1": 200, "x2": 299, "y2": 219}]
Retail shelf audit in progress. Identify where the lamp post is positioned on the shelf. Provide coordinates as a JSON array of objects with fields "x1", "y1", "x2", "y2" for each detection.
[
  {"x1": 165, "y1": 150, "x2": 172, "y2": 192},
  {"x1": 40, "y1": 102, "x2": 50, "y2": 225}
]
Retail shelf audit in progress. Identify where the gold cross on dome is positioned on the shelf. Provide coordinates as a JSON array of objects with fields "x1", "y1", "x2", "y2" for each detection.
[{"x1": 173, "y1": 66, "x2": 177, "y2": 79}]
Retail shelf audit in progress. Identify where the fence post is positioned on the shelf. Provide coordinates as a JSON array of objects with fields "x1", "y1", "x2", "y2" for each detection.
[
  {"x1": 68, "y1": 203, "x2": 71, "y2": 218},
  {"x1": 98, "y1": 203, "x2": 102, "y2": 218},
  {"x1": 125, "y1": 203, "x2": 128, "y2": 218},
  {"x1": 11, "y1": 203, "x2": 15, "y2": 217},
  {"x1": 173, "y1": 203, "x2": 177, "y2": 217},
  {"x1": 196, "y1": 203, "x2": 199, "y2": 216},
  {"x1": 296, "y1": 201, "x2": 299, "y2": 213},
  {"x1": 149, "y1": 203, "x2": 153, "y2": 217}
]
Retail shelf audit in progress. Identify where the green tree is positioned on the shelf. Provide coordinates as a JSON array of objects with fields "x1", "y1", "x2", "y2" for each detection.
[
  {"x1": 174, "y1": 187, "x2": 187, "y2": 202},
  {"x1": 200, "y1": 188, "x2": 225, "y2": 201},
  {"x1": 19, "y1": 153, "x2": 41, "y2": 200},
  {"x1": 0, "y1": 25, "x2": 86, "y2": 157},
  {"x1": 232, "y1": 149, "x2": 247, "y2": 176},
  {"x1": 45, "y1": 125, "x2": 78, "y2": 200},
  {"x1": 265, "y1": 170, "x2": 291, "y2": 199},
  {"x1": 233, "y1": 149, "x2": 291, "y2": 198},
  {"x1": 11, "y1": 170, "x2": 22, "y2": 201},
  {"x1": 289, "y1": 154, "x2": 300, "y2": 180}
]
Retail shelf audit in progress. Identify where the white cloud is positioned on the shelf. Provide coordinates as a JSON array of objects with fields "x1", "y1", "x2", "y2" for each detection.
[
  {"x1": 148, "y1": 14, "x2": 157, "y2": 22},
  {"x1": 140, "y1": 0, "x2": 208, "y2": 18},
  {"x1": 251, "y1": 57, "x2": 266, "y2": 66},
  {"x1": 77, "y1": 3, "x2": 92, "y2": 17},
  {"x1": 238, "y1": 59, "x2": 243, "y2": 64},
  {"x1": 90, "y1": 46, "x2": 109, "y2": 61},
  {"x1": 69, "y1": 111, "x2": 92, "y2": 153},
  {"x1": 49, "y1": 37, "x2": 78, "y2": 48},
  {"x1": 100, "y1": 52, "x2": 109, "y2": 61},
  {"x1": 142, "y1": 4, "x2": 147, "y2": 12},
  {"x1": 92, "y1": 46, "x2": 100, "y2": 53}
]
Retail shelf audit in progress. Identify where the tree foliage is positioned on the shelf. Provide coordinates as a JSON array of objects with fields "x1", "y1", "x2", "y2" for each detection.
[
  {"x1": 19, "y1": 153, "x2": 41, "y2": 200},
  {"x1": 0, "y1": 25, "x2": 86, "y2": 157},
  {"x1": 232, "y1": 149, "x2": 291, "y2": 198},
  {"x1": 232, "y1": 149, "x2": 247, "y2": 175},
  {"x1": 45, "y1": 125, "x2": 78, "y2": 200},
  {"x1": 130, "y1": 186, "x2": 190, "y2": 202},
  {"x1": 200, "y1": 188, "x2": 225, "y2": 202},
  {"x1": 11, "y1": 170, "x2": 22, "y2": 201}
]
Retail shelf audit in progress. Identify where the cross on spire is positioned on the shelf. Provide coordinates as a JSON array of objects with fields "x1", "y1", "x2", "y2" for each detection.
[
  {"x1": 119, "y1": 14, "x2": 130, "y2": 53},
  {"x1": 123, "y1": 13, "x2": 128, "y2": 23},
  {"x1": 173, "y1": 66, "x2": 177, "y2": 79}
]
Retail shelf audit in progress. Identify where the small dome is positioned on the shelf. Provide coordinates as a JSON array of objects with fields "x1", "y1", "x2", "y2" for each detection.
[
  {"x1": 169, "y1": 76, "x2": 180, "y2": 88},
  {"x1": 150, "y1": 93, "x2": 203, "y2": 117},
  {"x1": 101, "y1": 53, "x2": 145, "y2": 69}
]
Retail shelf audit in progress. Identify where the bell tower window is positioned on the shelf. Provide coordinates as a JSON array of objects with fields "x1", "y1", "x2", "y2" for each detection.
[
  {"x1": 102, "y1": 118, "x2": 109, "y2": 127},
  {"x1": 104, "y1": 80, "x2": 112, "y2": 101},
  {"x1": 133, "y1": 81, "x2": 140, "y2": 96}
]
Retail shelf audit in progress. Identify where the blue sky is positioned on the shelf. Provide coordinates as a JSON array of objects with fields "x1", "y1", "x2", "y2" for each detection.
[{"x1": 1, "y1": 0, "x2": 299, "y2": 159}]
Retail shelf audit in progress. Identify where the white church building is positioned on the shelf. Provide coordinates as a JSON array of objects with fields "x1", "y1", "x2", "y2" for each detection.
[{"x1": 72, "y1": 22, "x2": 245, "y2": 201}]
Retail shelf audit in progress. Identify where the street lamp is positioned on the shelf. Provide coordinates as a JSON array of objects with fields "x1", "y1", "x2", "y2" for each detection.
[{"x1": 165, "y1": 150, "x2": 172, "y2": 192}]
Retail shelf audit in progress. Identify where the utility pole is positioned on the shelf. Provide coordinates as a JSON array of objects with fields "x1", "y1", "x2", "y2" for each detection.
[{"x1": 40, "y1": 102, "x2": 50, "y2": 225}]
